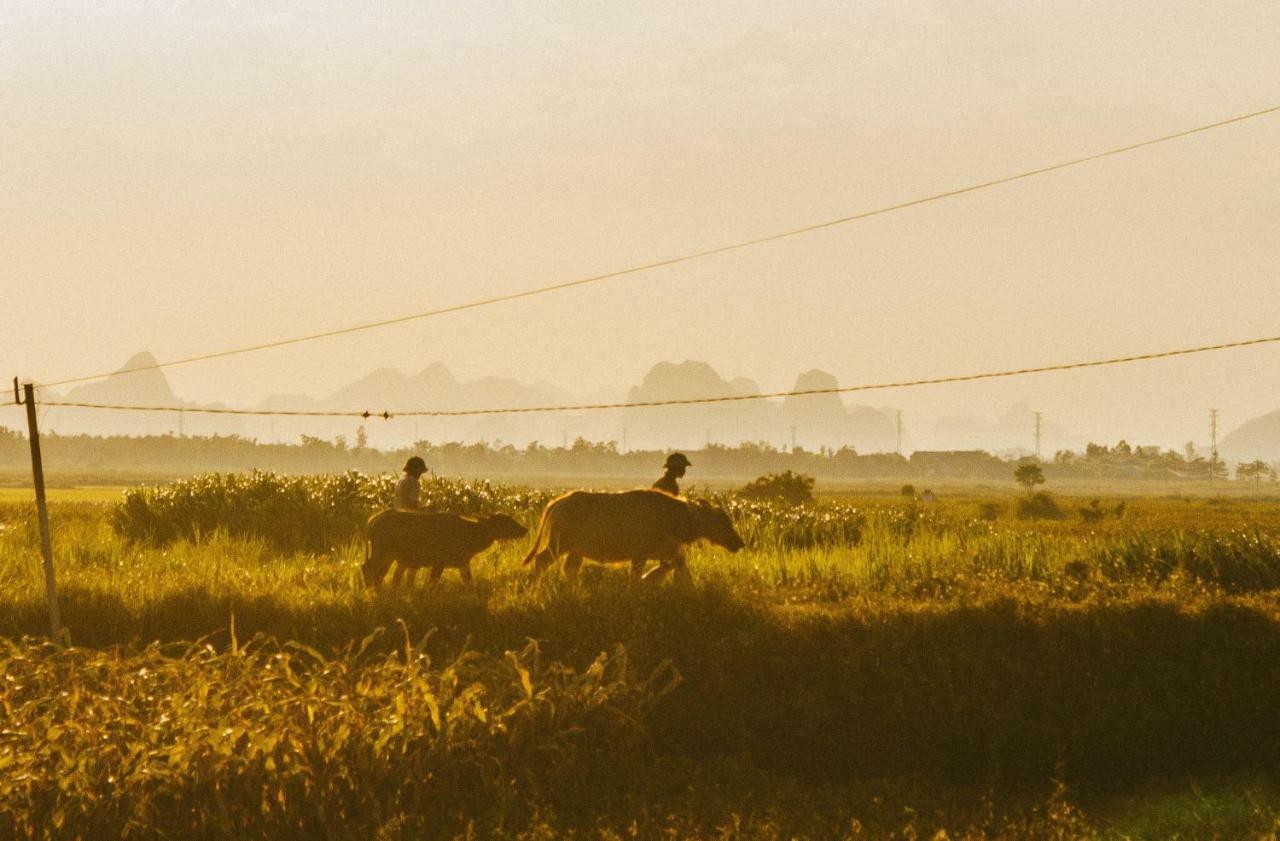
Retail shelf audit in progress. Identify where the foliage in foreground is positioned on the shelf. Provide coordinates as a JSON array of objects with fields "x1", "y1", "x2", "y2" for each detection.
[
  {"x1": 0, "y1": 636, "x2": 675, "y2": 840},
  {"x1": 4, "y1": 630, "x2": 1280, "y2": 839}
]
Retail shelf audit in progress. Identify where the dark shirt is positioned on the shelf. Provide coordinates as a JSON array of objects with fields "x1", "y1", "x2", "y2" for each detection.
[{"x1": 652, "y1": 472, "x2": 680, "y2": 495}]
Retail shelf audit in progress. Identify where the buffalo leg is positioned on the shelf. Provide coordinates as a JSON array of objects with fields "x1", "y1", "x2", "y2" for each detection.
[
  {"x1": 362, "y1": 549, "x2": 392, "y2": 589},
  {"x1": 459, "y1": 564, "x2": 473, "y2": 585},
  {"x1": 563, "y1": 553, "x2": 583, "y2": 579},
  {"x1": 404, "y1": 566, "x2": 418, "y2": 586},
  {"x1": 531, "y1": 549, "x2": 556, "y2": 577},
  {"x1": 641, "y1": 562, "x2": 672, "y2": 582},
  {"x1": 642, "y1": 550, "x2": 686, "y2": 583},
  {"x1": 428, "y1": 565, "x2": 443, "y2": 584},
  {"x1": 630, "y1": 558, "x2": 648, "y2": 581},
  {"x1": 390, "y1": 563, "x2": 406, "y2": 587}
]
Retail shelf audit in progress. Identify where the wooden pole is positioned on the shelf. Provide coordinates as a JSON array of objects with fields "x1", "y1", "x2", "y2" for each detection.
[{"x1": 16, "y1": 380, "x2": 61, "y2": 639}]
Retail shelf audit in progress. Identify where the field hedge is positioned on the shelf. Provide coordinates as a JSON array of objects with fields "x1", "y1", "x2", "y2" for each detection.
[
  {"x1": 107, "y1": 472, "x2": 868, "y2": 554},
  {"x1": 108, "y1": 472, "x2": 555, "y2": 554}
]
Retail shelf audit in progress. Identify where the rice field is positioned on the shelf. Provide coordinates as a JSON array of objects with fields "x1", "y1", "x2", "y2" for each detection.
[{"x1": 3, "y1": 474, "x2": 1280, "y2": 838}]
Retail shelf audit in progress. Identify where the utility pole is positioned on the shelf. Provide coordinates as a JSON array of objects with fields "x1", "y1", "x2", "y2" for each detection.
[
  {"x1": 790, "y1": 425, "x2": 797, "y2": 452},
  {"x1": 14, "y1": 380, "x2": 61, "y2": 640},
  {"x1": 895, "y1": 410, "x2": 903, "y2": 456},
  {"x1": 1033, "y1": 412, "x2": 1043, "y2": 461},
  {"x1": 1210, "y1": 409, "x2": 1219, "y2": 487}
]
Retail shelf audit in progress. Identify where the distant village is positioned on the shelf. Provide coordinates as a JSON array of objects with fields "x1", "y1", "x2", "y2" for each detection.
[{"x1": 1, "y1": 424, "x2": 1274, "y2": 487}]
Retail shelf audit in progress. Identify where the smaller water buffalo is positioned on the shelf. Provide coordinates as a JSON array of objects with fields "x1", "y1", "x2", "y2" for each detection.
[
  {"x1": 522, "y1": 489, "x2": 745, "y2": 582},
  {"x1": 362, "y1": 510, "x2": 527, "y2": 587}
]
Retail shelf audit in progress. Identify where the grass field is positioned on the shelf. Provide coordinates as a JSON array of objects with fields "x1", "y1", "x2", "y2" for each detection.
[
  {"x1": 3, "y1": 475, "x2": 1280, "y2": 838},
  {"x1": 0, "y1": 485, "x2": 131, "y2": 504}
]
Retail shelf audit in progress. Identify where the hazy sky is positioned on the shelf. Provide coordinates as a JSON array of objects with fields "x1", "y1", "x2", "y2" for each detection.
[{"x1": 4, "y1": 1, "x2": 1279, "y2": 450}]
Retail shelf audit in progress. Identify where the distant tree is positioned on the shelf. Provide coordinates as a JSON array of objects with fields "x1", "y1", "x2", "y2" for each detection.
[
  {"x1": 1236, "y1": 460, "x2": 1276, "y2": 487},
  {"x1": 355, "y1": 425, "x2": 369, "y2": 451},
  {"x1": 1014, "y1": 461, "x2": 1046, "y2": 493},
  {"x1": 737, "y1": 471, "x2": 815, "y2": 505},
  {"x1": 1184, "y1": 441, "x2": 1197, "y2": 463},
  {"x1": 900, "y1": 484, "x2": 917, "y2": 499}
]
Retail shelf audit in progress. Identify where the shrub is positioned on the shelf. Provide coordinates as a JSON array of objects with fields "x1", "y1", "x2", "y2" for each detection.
[
  {"x1": 735, "y1": 471, "x2": 815, "y2": 505},
  {"x1": 110, "y1": 472, "x2": 553, "y2": 554},
  {"x1": 1016, "y1": 492, "x2": 1065, "y2": 520},
  {"x1": 1080, "y1": 498, "x2": 1106, "y2": 523},
  {"x1": 978, "y1": 501, "x2": 1002, "y2": 521},
  {"x1": 900, "y1": 484, "x2": 917, "y2": 498}
]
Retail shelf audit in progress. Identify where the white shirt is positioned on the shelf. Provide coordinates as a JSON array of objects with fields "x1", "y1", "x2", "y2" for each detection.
[{"x1": 394, "y1": 474, "x2": 421, "y2": 511}]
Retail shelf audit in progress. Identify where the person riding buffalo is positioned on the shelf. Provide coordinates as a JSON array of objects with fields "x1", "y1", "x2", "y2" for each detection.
[
  {"x1": 653, "y1": 452, "x2": 691, "y2": 496},
  {"x1": 394, "y1": 456, "x2": 429, "y2": 511}
]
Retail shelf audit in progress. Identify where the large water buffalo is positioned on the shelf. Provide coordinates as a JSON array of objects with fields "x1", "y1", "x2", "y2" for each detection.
[
  {"x1": 521, "y1": 489, "x2": 745, "y2": 581},
  {"x1": 362, "y1": 510, "x2": 527, "y2": 587}
]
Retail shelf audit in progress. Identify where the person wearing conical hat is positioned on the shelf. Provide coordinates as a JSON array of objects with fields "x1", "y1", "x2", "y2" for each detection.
[
  {"x1": 653, "y1": 452, "x2": 691, "y2": 496},
  {"x1": 394, "y1": 456, "x2": 429, "y2": 511}
]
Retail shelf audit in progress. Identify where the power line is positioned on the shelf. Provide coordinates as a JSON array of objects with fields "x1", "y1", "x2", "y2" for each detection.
[
  {"x1": 37, "y1": 103, "x2": 1280, "y2": 390},
  {"x1": 25, "y1": 331, "x2": 1280, "y2": 419}
]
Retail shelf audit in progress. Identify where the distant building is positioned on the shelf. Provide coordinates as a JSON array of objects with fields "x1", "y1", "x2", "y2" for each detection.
[{"x1": 909, "y1": 450, "x2": 1006, "y2": 478}]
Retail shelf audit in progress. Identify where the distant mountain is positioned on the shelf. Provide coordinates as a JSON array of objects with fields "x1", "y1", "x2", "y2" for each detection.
[
  {"x1": 927, "y1": 402, "x2": 1086, "y2": 455},
  {"x1": 1221, "y1": 411, "x2": 1280, "y2": 462},
  {"x1": 781, "y1": 369, "x2": 896, "y2": 452},
  {"x1": 38, "y1": 351, "x2": 1093, "y2": 456},
  {"x1": 251, "y1": 363, "x2": 583, "y2": 449},
  {"x1": 621, "y1": 360, "x2": 898, "y2": 452},
  {"x1": 48, "y1": 352, "x2": 244, "y2": 438},
  {"x1": 621, "y1": 360, "x2": 767, "y2": 450},
  {"x1": 65, "y1": 352, "x2": 177, "y2": 405}
]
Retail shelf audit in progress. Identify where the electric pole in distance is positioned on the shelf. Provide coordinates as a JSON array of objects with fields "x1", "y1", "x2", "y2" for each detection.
[
  {"x1": 1033, "y1": 412, "x2": 1043, "y2": 461},
  {"x1": 896, "y1": 410, "x2": 903, "y2": 456},
  {"x1": 1209, "y1": 409, "x2": 1219, "y2": 487}
]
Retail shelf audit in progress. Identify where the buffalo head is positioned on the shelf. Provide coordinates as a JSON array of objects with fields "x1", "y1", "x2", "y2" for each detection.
[{"x1": 691, "y1": 501, "x2": 746, "y2": 552}]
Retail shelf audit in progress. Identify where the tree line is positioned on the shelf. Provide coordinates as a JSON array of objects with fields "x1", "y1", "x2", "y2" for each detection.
[{"x1": 0, "y1": 425, "x2": 1274, "y2": 484}]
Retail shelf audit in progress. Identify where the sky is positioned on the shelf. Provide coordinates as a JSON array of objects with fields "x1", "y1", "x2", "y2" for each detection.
[{"x1": 3, "y1": 1, "x2": 1279, "y2": 452}]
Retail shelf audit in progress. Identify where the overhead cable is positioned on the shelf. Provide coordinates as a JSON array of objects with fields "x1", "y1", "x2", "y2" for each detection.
[
  {"x1": 27, "y1": 331, "x2": 1280, "y2": 418},
  {"x1": 37, "y1": 103, "x2": 1280, "y2": 390}
]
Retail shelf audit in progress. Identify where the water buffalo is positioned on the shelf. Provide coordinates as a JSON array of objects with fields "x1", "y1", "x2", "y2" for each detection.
[
  {"x1": 521, "y1": 489, "x2": 745, "y2": 581},
  {"x1": 362, "y1": 510, "x2": 527, "y2": 587}
]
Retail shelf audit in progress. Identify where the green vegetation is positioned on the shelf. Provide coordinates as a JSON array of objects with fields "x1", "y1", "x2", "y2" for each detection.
[
  {"x1": 1014, "y1": 460, "x2": 1047, "y2": 492},
  {"x1": 4, "y1": 476, "x2": 1280, "y2": 836},
  {"x1": 109, "y1": 471, "x2": 555, "y2": 554},
  {"x1": 735, "y1": 470, "x2": 816, "y2": 504},
  {"x1": 4, "y1": 425, "x2": 1278, "y2": 488}
]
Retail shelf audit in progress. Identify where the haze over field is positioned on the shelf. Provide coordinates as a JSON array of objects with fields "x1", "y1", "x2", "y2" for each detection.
[{"x1": 4, "y1": 2, "x2": 1279, "y2": 452}]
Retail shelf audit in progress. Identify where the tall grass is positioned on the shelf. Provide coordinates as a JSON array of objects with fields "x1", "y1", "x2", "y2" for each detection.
[
  {"x1": 5, "y1": 478, "x2": 1280, "y2": 836},
  {"x1": 0, "y1": 635, "x2": 675, "y2": 839}
]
